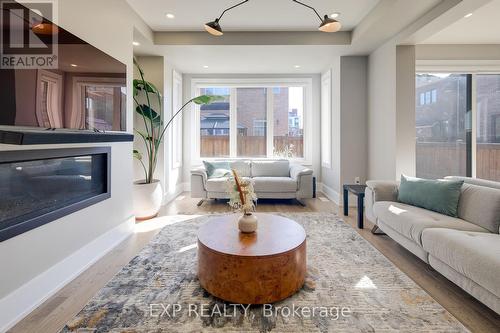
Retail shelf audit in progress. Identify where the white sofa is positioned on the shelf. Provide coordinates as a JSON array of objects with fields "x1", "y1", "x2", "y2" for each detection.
[
  {"x1": 191, "y1": 159, "x2": 313, "y2": 205},
  {"x1": 365, "y1": 176, "x2": 500, "y2": 314}
]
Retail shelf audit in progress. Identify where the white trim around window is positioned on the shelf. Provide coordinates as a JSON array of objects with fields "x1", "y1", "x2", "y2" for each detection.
[
  {"x1": 171, "y1": 70, "x2": 183, "y2": 169},
  {"x1": 190, "y1": 77, "x2": 313, "y2": 165},
  {"x1": 321, "y1": 69, "x2": 332, "y2": 168}
]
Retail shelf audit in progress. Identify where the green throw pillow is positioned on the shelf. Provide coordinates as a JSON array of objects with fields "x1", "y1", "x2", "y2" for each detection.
[
  {"x1": 203, "y1": 161, "x2": 231, "y2": 179},
  {"x1": 397, "y1": 175, "x2": 464, "y2": 217}
]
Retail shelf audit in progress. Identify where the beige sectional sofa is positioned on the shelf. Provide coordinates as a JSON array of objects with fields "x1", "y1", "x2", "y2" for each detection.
[
  {"x1": 365, "y1": 176, "x2": 500, "y2": 314},
  {"x1": 191, "y1": 159, "x2": 313, "y2": 205}
]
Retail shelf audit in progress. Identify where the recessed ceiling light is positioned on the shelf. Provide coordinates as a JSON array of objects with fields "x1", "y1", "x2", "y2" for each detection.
[
  {"x1": 330, "y1": 12, "x2": 340, "y2": 18},
  {"x1": 166, "y1": 13, "x2": 175, "y2": 19},
  {"x1": 133, "y1": 41, "x2": 140, "y2": 46},
  {"x1": 203, "y1": 65, "x2": 209, "y2": 68},
  {"x1": 464, "y1": 13, "x2": 473, "y2": 18},
  {"x1": 70, "y1": 64, "x2": 77, "y2": 67},
  {"x1": 294, "y1": 65, "x2": 301, "y2": 69}
]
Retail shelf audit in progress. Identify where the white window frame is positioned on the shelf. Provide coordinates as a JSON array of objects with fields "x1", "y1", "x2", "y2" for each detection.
[
  {"x1": 171, "y1": 70, "x2": 183, "y2": 169},
  {"x1": 190, "y1": 78, "x2": 313, "y2": 165},
  {"x1": 416, "y1": 67, "x2": 500, "y2": 179},
  {"x1": 321, "y1": 69, "x2": 332, "y2": 168}
]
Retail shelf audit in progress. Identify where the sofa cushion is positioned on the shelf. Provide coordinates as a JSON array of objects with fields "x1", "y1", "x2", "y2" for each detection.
[
  {"x1": 206, "y1": 177, "x2": 229, "y2": 193},
  {"x1": 253, "y1": 177, "x2": 296, "y2": 193},
  {"x1": 397, "y1": 175, "x2": 463, "y2": 217},
  {"x1": 373, "y1": 201, "x2": 488, "y2": 245},
  {"x1": 456, "y1": 183, "x2": 500, "y2": 234},
  {"x1": 203, "y1": 161, "x2": 231, "y2": 179},
  {"x1": 252, "y1": 160, "x2": 289, "y2": 177},
  {"x1": 230, "y1": 160, "x2": 251, "y2": 177},
  {"x1": 422, "y1": 228, "x2": 500, "y2": 298}
]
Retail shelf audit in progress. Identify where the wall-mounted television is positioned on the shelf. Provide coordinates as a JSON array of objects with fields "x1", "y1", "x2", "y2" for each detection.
[{"x1": 0, "y1": 0, "x2": 127, "y2": 132}]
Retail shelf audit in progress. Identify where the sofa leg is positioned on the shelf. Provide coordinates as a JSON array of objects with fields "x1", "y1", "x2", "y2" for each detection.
[
  {"x1": 371, "y1": 225, "x2": 385, "y2": 235},
  {"x1": 197, "y1": 199, "x2": 204, "y2": 207},
  {"x1": 296, "y1": 199, "x2": 306, "y2": 207}
]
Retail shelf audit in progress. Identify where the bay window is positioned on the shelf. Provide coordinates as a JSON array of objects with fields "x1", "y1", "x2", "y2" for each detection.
[{"x1": 192, "y1": 79, "x2": 311, "y2": 163}]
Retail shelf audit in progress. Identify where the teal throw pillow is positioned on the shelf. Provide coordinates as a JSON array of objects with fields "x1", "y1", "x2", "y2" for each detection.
[
  {"x1": 397, "y1": 175, "x2": 464, "y2": 217},
  {"x1": 203, "y1": 161, "x2": 231, "y2": 179}
]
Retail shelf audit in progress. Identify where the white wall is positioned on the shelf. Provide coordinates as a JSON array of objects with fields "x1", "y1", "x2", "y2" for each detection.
[
  {"x1": 367, "y1": 41, "x2": 417, "y2": 181},
  {"x1": 340, "y1": 56, "x2": 368, "y2": 187},
  {"x1": 181, "y1": 73, "x2": 321, "y2": 184},
  {"x1": 395, "y1": 45, "x2": 416, "y2": 178},
  {"x1": 0, "y1": 0, "x2": 152, "y2": 331},
  {"x1": 321, "y1": 56, "x2": 368, "y2": 203},
  {"x1": 321, "y1": 57, "x2": 341, "y2": 202},
  {"x1": 367, "y1": 41, "x2": 397, "y2": 180}
]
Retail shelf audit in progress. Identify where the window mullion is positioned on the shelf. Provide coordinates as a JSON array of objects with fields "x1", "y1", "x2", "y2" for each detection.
[
  {"x1": 230, "y1": 88, "x2": 237, "y2": 157},
  {"x1": 266, "y1": 88, "x2": 274, "y2": 158},
  {"x1": 471, "y1": 74, "x2": 477, "y2": 178}
]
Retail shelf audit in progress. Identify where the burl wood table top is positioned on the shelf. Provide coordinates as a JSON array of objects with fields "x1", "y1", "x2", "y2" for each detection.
[{"x1": 197, "y1": 213, "x2": 306, "y2": 257}]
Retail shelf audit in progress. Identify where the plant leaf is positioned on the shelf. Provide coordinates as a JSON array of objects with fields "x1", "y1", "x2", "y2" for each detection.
[
  {"x1": 192, "y1": 95, "x2": 224, "y2": 105},
  {"x1": 133, "y1": 149, "x2": 142, "y2": 160},
  {"x1": 135, "y1": 105, "x2": 161, "y2": 127},
  {"x1": 133, "y1": 79, "x2": 160, "y2": 96}
]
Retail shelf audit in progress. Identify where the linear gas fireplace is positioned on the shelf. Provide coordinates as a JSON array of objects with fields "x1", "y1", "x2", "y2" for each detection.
[{"x1": 0, "y1": 147, "x2": 110, "y2": 242}]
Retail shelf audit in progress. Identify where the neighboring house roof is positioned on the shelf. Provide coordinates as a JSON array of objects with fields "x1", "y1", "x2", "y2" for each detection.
[
  {"x1": 200, "y1": 102, "x2": 229, "y2": 111},
  {"x1": 200, "y1": 114, "x2": 245, "y2": 129}
]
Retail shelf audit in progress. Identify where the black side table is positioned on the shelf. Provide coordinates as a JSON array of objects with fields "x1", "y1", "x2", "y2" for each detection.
[{"x1": 343, "y1": 184, "x2": 367, "y2": 229}]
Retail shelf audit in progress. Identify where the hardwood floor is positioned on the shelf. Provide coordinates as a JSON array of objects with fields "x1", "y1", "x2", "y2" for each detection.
[{"x1": 9, "y1": 193, "x2": 500, "y2": 333}]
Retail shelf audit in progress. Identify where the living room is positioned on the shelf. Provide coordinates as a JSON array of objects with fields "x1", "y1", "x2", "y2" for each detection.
[{"x1": 0, "y1": 0, "x2": 499, "y2": 332}]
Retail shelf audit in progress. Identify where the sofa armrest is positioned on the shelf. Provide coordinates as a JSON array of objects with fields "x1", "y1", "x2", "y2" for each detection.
[
  {"x1": 365, "y1": 180, "x2": 399, "y2": 224},
  {"x1": 290, "y1": 164, "x2": 314, "y2": 199},
  {"x1": 191, "y1": 166, "x2": 208, "y2": 198},
  {"x1": 366, "y1": 180, "x2": 399, "y2": 202},
  {"x1": 290, "y1": 164, "x2": 313, "y2": 180},
  {"x1": 191, "y1": 166, "x2": 208, "y2": 183}
]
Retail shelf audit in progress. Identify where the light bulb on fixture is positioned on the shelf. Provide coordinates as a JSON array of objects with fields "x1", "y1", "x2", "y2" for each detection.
[
  {"x1": 292, "y1": 0, "x2": 342, "y2": 33},
  {"x1": 204, "y1": 0, "x2": 250, "y2": 36},
  {"x1": 319, "y1": 15, "x2": 341, "y2": 32},
  {"x1": 204, "y1": 19, "x2": 223, "y2": 36}
]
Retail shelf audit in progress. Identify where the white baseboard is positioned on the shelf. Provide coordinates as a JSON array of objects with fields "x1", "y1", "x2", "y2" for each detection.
[
  {"x1": 162, "y1": 182, "x2": 189, "y2": 205},
  {"x1": 0, "y1": 217, "x2": 135, "y2": 333},
  {"x1": 318, "y1": 183, "x2": 340, "y2": 205}
]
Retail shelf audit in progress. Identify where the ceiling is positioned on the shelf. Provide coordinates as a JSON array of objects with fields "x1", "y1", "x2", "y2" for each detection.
[
  {"x1": 424, "y1": 0, "x2": 500, "y2": 44},
  {"x1": 133, "y1": 43, "x2": 353, "y2": 74},
  {"x1": 126, "y1": 0, "x2": 379, "y2": 32}
]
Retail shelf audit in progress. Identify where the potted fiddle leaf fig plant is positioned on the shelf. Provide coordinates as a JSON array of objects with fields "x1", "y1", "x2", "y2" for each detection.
[{"x1": 133, "y1": 58, "x2": 221, "y2": 219}]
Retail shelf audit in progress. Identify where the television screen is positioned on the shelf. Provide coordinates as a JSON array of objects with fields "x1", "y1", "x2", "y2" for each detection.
[{"x1": 0, "y1": 0, "x2": 127, "y2": 132}]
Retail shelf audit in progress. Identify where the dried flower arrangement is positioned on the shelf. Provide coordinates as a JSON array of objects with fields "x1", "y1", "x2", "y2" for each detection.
[{"x1": 227, "y1": 169, "x2": 257, "y2": 214}]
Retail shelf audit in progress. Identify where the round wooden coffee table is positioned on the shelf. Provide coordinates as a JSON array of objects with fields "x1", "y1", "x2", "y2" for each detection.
[{"x1": 197, "y1": 213, "x2": 306, "y2": 304}]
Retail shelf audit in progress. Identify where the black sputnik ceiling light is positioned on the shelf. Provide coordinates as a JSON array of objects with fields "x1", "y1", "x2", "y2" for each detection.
[
  {"x1": 292, "y1": 0, "x2": 342, "y2": 32},
  {"x1": 204, "y1": 0, "x2": 250, "y2": 36},
  {"x1": 204, "y1": 0, "x2": 341, "y2": 36}
]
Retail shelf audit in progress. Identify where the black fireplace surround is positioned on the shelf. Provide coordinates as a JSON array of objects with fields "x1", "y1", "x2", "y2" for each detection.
[{"x1": 0, "y1": 147, "x2": 111, "y2": 242}]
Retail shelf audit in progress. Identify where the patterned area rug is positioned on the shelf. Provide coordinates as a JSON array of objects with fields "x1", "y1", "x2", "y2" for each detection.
[{"x1": 61, "y1": 213, "x2": 468, "y2": 332}]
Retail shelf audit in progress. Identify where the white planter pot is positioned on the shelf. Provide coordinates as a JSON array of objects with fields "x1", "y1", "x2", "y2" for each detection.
[{"x1": 133, "y1": 180, "x2": 163, "y2": 220}]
